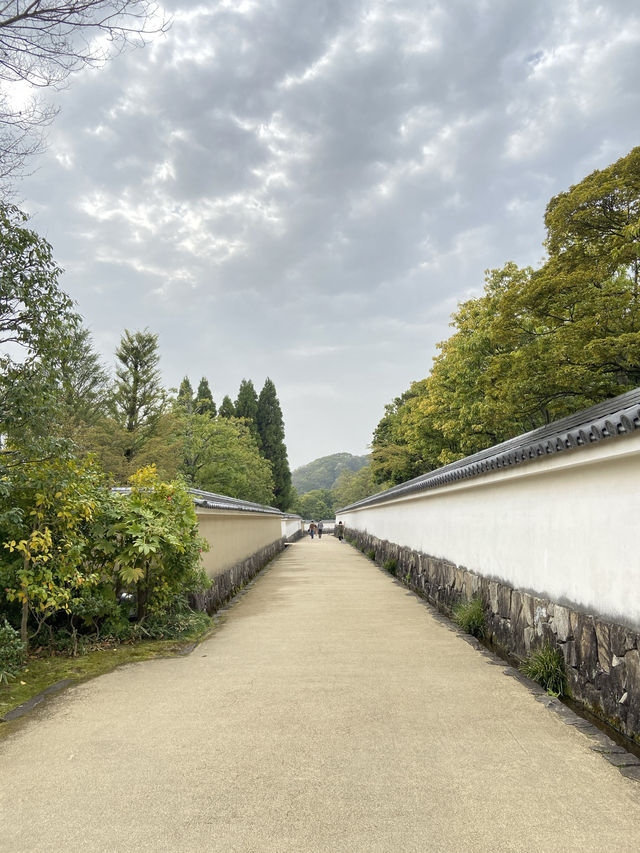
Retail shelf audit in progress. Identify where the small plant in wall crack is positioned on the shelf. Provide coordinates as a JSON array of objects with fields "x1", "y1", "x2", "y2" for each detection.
[
  {"x1": 519, "y1": 643, "x2": 568, "y2": 697},
  {"x1": 453, "y1": 597, "x2": 486, "y2": 639}
]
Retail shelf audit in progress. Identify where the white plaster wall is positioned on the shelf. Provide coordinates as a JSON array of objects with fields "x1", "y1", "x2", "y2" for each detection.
[
  {"x1": 337, "y1": 432, "x2": 640, "y2": 627},
  {"x1": 282, "y1": 516, "x2": 303, "y2": 538},
  {"x1": 196, "y1": 510, "x2": 283, "y2": 577}
]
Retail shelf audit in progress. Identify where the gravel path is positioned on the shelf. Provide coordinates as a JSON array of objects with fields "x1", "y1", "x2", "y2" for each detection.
[{"x1": 2, "y1": 536, "x2": 640, "y2": 852}]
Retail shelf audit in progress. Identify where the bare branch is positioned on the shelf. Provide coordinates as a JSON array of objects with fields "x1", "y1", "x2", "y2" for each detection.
[{"x1": 0, "y1": 0, "x2": 169, "y2": 188}]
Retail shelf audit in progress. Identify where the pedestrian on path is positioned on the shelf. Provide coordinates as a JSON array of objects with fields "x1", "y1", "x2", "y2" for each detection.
[
  {"x1": 337, "y1": 521, "x2": 344, "y2": 541},
  {"x1": 317, "y1": 521, "x2": 324, "y2": 539},
  {"x1": 309, "y1": 521, "x2": 317, "y2": 539}
]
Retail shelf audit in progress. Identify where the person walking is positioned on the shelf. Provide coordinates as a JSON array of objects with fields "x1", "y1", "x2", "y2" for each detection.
[
  {"x1": 309, "y1": 521, "x2": 317, "y2": 539},
  {"x1": 337, "y1": 521, "x2": 344, "y2": 541},
  {"x1": 317, "y1": 521, "x2": 324, "y2": 539}
]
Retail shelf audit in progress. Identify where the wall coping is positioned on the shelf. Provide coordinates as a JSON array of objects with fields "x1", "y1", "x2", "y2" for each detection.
[{"x1": 339, "y1": 387, "x2": 640, "y2": 512}]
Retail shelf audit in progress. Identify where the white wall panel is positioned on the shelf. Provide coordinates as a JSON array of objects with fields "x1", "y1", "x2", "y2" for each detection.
[{"x1": 338, "y1": 432, "x2": 640, "y2": 626}]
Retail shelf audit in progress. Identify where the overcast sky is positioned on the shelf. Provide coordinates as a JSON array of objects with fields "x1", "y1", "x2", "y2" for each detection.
[{"x1": 20, "y1": 0, "x2": 640, "y2": 469}]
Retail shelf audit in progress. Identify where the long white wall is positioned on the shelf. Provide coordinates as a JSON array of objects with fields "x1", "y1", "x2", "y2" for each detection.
[
  {"x1": 282, "y1": 515, "x2": 303, "y2": 539},
  {"x1": 337, "y1": 432, "x2": 640, "y2": 627}
]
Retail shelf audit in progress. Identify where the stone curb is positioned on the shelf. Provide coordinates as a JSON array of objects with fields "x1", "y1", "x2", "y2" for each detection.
[{"x1": 1, "y1": 678, "x2": 74, "y2": 722}]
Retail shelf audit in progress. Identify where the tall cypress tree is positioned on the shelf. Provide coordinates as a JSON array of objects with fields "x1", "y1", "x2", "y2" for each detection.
[
  {"x1": 113, "y1": 329, "x2": 164, "y2": 461},
  {"x1": 218, "y1": 395, "x2": 235, "y2": 418},
  {"x1": 234, "y1": 379, "x2": 260, "y2": 446},
  {"x1": 176, "y1": 377, "x2": 194, "y2": 413},
  {"x1": 195, "y1": 377, "x2": 216, "y2": 417},
  {"x1": 256, "y1": 377, "x2": 292, "y2": 510}
]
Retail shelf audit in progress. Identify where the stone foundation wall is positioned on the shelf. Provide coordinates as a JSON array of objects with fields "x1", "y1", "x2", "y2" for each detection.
[
  {"x1": 190, "y1": 537, "x2": 286, "y2": 614},
  {"x1": 345, "y1": 527, "x2": 640, "y2": 743}
]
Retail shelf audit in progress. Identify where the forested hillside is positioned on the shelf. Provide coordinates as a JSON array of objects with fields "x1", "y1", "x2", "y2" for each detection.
[{"x1": 292, "y1": 453, "x2": 369, "y2": 494}]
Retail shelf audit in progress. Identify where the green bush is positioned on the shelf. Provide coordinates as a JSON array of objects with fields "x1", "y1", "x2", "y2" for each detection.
[
  {"x1": 366, "y1": 549, "x2": 375, "y2": 560},
  {"x1": 519, "y1": 643, "x2": 568, "y2": 696},
  {"x1": 0, "y1": 618, "x2": 26, "y2": 684},
  {"x1": 383, "y1": 558, "x2": 397, "y2": 575},
  {"x1": 453, "y1": 597, "x2": 486, "y2": 639}
]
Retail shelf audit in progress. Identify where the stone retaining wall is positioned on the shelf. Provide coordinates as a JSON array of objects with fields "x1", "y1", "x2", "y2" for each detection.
[
  {"x1": 345, "y1": 527, "x2": 640, "y2": 743},
  {"x1": 190, "y1": 537, "x2": 286, "y2": 614}
]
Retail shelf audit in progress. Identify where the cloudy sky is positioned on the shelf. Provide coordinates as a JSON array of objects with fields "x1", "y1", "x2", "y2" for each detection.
[{"x1": 19, "y1": 0, "x2": 640, "y2": 468}]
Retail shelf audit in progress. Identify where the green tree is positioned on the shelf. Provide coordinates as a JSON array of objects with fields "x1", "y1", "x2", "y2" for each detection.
[
  {"x1": 176, "y1": 377, "x2": 194, "y2": 413},
  {"x1": 294, "y1": 489, "x2": 334, "y2": 521},
  {"x1": 234, "y1": 379, "x2": 260, "y2": 446},
  {"x1": 2, "y1": 456, "x2": 105, "y2": 646},
  {"x1": 370, "y1": 382, "x2": 434, "y2": 485},
  {"x1": 218, "y1": 395, "x2": 235, "y2": 418},
  {"x1": 256, "y1": 378, "x2": 292, "y2": 510},
  {"x1": 195, "y1": 377, "x2": 216, "y2": 417},
  {"x1": 0, "y1": 203, "x2": 80, "y2": 472},
  {"x1": 113, "y1": 329, "x2": 165, "y2": 464},
  {"x1": 179, "y1": 414, "x2": 274, "y2": 504},
  {"x1": 371, "y1": 148, "x2": 640, "y2": 481},
  {"x1": 104, "y1": 465, "x2": 208, "y2": 621},
  {"x1": 332, "y1": 465, "x2": 377, "y2": 508}
]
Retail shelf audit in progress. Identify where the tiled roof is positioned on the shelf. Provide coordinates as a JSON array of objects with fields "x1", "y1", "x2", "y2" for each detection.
[
  {"x1": 338, "y1": 387, "x2": 640, "y2": 512},
  {"x1": 188, "y1": 489, "x2": 282, "y2": 515},
  {"x1": 113, "y1": 486, "x2": 284, "y2": 516}
]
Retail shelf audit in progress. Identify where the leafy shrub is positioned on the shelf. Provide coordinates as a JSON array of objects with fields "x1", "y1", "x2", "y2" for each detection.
[
  {"x1": 366, "y1": 549, "x2": 375, "y2": 560},
  {"x1": 0, "y1": 618, "x2": 26, "y2": 684},
  {"x1": 383, "y1": 558, "x2": 397, "y2": 575},
  {"x1": 520, "y1": 643, "x2": 568, "y2": 696},
  {"x1": 453, "y1": 597, "x2": 486, "y2": 639}
]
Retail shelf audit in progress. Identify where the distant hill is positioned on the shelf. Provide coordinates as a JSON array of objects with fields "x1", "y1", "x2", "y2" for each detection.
[{"x1": 292, "y1": 453, "x2": 370, "y2": 494}]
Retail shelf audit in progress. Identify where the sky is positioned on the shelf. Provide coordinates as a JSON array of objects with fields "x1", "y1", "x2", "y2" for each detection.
[{"x1": 17, "y1": 0, "x2": 640, "y2": 469}]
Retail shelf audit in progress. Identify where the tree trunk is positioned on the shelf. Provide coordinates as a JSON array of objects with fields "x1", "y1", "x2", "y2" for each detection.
[{"x1": 21, "y1": 593, "x2": 29, "y2": 650}]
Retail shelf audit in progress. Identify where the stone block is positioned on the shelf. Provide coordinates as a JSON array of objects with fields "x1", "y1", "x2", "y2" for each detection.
[
  {"x1": 464, "y1": 572, "x2": 473, "y2": 600},
  {"x1": 610, "y1": 624, "x2": 638, "y2": 656},
  {"x1": 534, "y1": 604, "x2": 549, "y2": 637},
  {"x1": 551, "y1": 605, "x2": 571, "y2": 642},
  {"x1": 524, "y1": 626, "x2": 535, "y2": 653},
  {"x1": 573, "y1": 613, "x2": 599, "y2": 679},
  {"x1": 595, "y1": 622, "x2": 611, "y2": 674},
  {"x1": 521, "y1": 593, "x2": 535, "y2": 626},
  {"x1": 497, "y1": 585, "x2": 511, "y2": 619},
  {"x1": 489, "y1": 581, "x2": 499, "y2": 615},
  {"x1": 623, "y1": 649, "x2": 640, "y2": 693},
  {"x1": 560, "y1": 640, "x2": 577, "y2": 668}
]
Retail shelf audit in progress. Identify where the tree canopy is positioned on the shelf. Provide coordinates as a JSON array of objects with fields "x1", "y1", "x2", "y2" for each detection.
[
  {"x1": 371, "y1": 146, "x2": 640, "y2": 486},
  {"x1": 256, "y1": 378, "x2": 292, "y2": 511}
]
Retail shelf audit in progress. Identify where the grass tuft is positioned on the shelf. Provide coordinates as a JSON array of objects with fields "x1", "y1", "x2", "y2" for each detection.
[
  {"x1": 519, "y1": 643, "x2": 568, "y2": 696},
  {"x1": 453, "y1": 597, "x2": 486, "y2": 639},
  {"x1": 383, "y1": 558, "x2": 397, "y2": 575}
]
